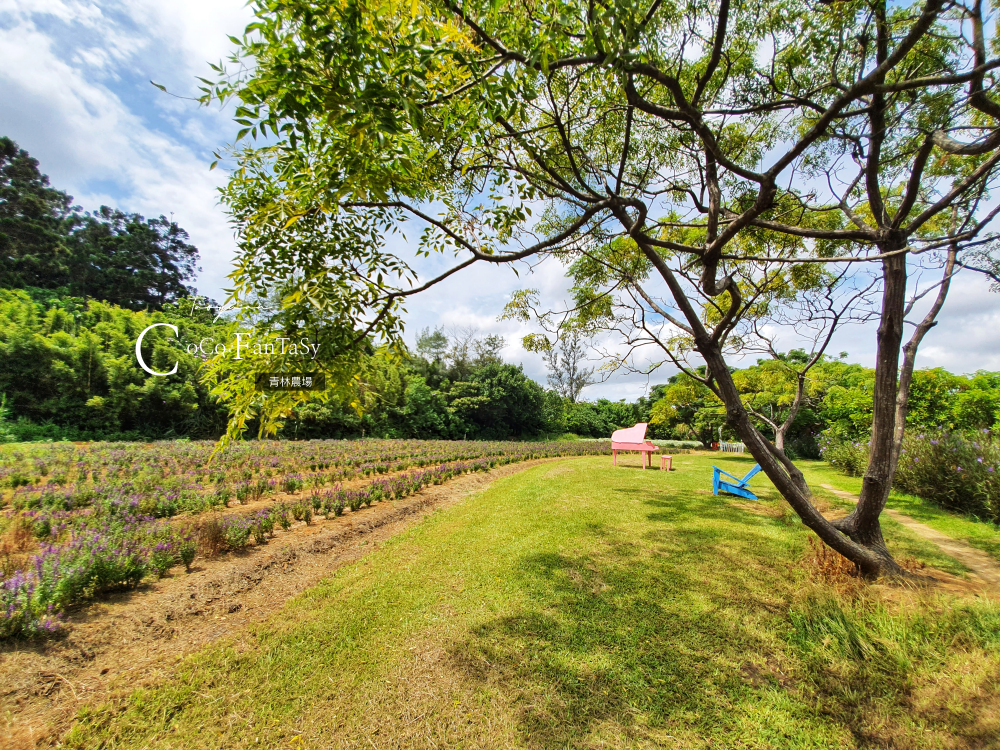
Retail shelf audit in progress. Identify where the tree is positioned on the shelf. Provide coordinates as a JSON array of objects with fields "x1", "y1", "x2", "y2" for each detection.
[
  {"x1": 208, "y1": 0, "x2": 1000, "y2": 576},
  {"x1": 0, "y1": 138, "x2": 201, "y2": 310},
  {"x1": 903, "y1": 368, "x2": 1000, "y2": 432},
  {"x1": 472, "y1": 333, "x2": 506, "y2": 367},
  {"x1": 460, "y1": 363, "x2": 546, "y2": 439},
  {"x1": 399, "y1": 376, "x2": 455, "y2": 438},
  {"x1": 0, "y1": 136, "x2": 75, "y2": 289},
  {"x1": 0, "y1": 394, "x2": 14, "y2": 443},
  {"x1": 544, "y1": 332, "x2": 596, "y2": 402},
  {"x1": 650, "y1": 372, "x2": 725, "y2": 444},
  {"x1": 415, "y1": 326, "x2": 449, "y2": 363},
  {"x1": 444, "y1": 325, "x2": 492, "y2": 380},
  {"x1": 67, "y1": 207, "x2": 202, "y2": 310}
]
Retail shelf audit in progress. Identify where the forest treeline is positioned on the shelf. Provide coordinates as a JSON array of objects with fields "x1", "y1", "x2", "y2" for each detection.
[
  {"x1": 0, "y1": 138, "x2": 647, "y2": 442},
  {"x1": 2, "y1": 285, "x2": 999, "y2": 448},
  {"x1": 0, "y1": 288, "x2": 654, "y2": 441},
  {"x1": 1, "y1": 137, "x2": 200, "y2": 310}
]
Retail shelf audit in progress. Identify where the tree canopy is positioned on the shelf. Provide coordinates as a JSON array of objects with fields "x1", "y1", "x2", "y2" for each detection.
[
  {"x1": 0, "y1": 137, "x2": 201, "y2": 310},
  {"x1": 206, "y1": 0, "x2": 1000, "y2": 575},
  {"x1": 0, "y1": 137, "x2": 75, "y2": 290}
]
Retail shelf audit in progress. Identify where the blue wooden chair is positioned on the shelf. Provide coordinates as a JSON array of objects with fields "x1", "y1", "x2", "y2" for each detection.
[{"x1": 713, "y1": 463, "x2": 762, "y2": 500}]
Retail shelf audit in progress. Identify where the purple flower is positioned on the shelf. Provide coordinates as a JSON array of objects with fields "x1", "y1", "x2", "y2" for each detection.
[{"x1": 931, "y1": 440, "x2": 939, "y2": 445}]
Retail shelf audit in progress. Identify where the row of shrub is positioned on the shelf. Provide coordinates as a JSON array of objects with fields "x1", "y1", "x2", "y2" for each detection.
[
  {"x1": 196, "y1": 459, "x2": 496, "y2": 555},
  {"x1": 0, "y1": 510, "x2": 196, "y2": 639},
  {"x1": 1, "y1": 458, "x2": 494, "y2": 639},
  {"x1": 821, "y1": 430, "x2": 1000, "y2": 524}
]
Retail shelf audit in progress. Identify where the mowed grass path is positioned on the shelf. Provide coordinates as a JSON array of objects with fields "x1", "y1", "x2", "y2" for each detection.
[{"x1": 69, "y1": 455, "x2": 1000, "y2": 749}]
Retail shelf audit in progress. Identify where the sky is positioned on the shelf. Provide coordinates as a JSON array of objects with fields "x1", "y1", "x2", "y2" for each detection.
[{"x1": 2, "y1": 0, "x2": 1000, "y2": 402}]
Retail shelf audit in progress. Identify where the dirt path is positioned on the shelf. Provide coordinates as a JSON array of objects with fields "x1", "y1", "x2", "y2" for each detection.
[
  {"x1": 0, "y1": 456, "x2": 574, "y2": 749},
  {"x1": 820, "y1": 483, "x2": 1000, "y2": 591}
]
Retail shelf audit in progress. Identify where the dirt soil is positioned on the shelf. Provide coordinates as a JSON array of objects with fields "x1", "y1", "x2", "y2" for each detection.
[{"x1": 0, "y1": 457, "x2": 575, "y2": 749}]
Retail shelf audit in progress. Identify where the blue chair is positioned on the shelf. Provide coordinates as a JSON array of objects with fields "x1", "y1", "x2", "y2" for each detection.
[{"x1": 713, "y1": 463, "x2": 762, "y2": 500}]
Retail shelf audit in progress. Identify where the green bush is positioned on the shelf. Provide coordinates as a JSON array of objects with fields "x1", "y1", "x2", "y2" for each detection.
[
  {"x1": 819, "y1": 437, "x2": 869, "y2": 477},
  {"x1": 178, "y1": 539, "x2": 197, "y2": 571},
  {"x1": 894, "y1": 430, "x2": 1000, "y2": 523},
  {"x1": 0, "y1": 291, "x2": 228, "y2": 441},
  {"x1": 221, "y1": 516, "x2": 253, "y2": 550},
  {"x1": 149, "y1": 547, "x2": 176, "y2": 578},
  {"x1": 822, "y1": 430, "x2": 1000, "y2": 524},
  {"x1": 276, "y1": 505, "x2": 291, "y2": 530}
]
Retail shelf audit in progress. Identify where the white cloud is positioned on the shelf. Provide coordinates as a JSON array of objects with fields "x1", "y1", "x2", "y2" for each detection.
[{"x1": 0, "y1": 0, "x2": 252, "y2": 296}]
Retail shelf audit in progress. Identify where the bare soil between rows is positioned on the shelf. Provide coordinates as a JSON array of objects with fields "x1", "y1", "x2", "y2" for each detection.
[{"x1": 0, "y1": 456, "x2": 575, "y2": 749}]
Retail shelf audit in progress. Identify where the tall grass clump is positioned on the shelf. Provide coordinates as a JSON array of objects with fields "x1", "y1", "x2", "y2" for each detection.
[{"x1": 789, "y1": 587, "x2": 1000, "y2": 709}]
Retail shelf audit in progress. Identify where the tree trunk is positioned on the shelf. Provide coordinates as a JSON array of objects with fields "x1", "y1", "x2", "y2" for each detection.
[
  {"x1": 638, "y1": 240, "x2": 902, "y2": 578},
  {"x1": 699, "y1": 338, "x2": 897, "y2": 577},
  {"x1": 771, "y1": 371, "x2": 812, "y2": 499},
  {"x1": 891, "y1": 243, "x2": 957, "y2": 476},
  {"x1": 830, "y1": 248, "x2": 907, "y2": 575},
  {"x1": 763, "y1": 435, "x2": 812, "y2": 498}
]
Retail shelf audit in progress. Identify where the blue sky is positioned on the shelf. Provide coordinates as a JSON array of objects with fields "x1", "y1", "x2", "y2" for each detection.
[{"x1": 3, "y1": 0, "x2": 1000, "y2": 402}]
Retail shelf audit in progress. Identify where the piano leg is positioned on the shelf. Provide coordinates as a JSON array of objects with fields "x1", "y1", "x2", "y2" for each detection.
[{"x1": 613, "y1": 450, "x2": 617, "y2": 466}]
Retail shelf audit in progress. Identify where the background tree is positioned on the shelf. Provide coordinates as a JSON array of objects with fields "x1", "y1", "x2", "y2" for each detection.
[
  {"x1": 0, "y1": 137, "x2": 75, "y2": 289},
  {"x1": 443, "y1": 326, "x2": 506, "y2": 379},
  {"x1": 0, "y1": 138, "x2": 201, "y2": 310},
  {"x1": 207, "y1": 0, "x2": 1000, "y2": 576},
  {"x1": 67, "y1": 207, "x2": 201, "y2": 310},
  {"x1": 415, "y1": 326, "x2": 449, "y2": 363},
  {"x1": 472, "y1": 333, "x2": 506, "y2": 367},
  {"x1": 452, "y1": 363, "x2": 546, "y2": 438},
  {"x1": 544, "y1": 332, "x2": 596, "y2": 402},
  {"x1": 650, "y1": 372, "x2": 725, "y2": 444}
]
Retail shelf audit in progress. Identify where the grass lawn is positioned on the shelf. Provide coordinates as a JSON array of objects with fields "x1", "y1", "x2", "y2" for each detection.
[{"x1": 67, "y1": 454, "x2": 1000, "y2": 749}]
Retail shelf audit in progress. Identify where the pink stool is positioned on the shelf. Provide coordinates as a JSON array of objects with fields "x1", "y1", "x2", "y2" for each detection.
[{"x1": 660, "y1": 455, "x2": 673, "y2": 471}]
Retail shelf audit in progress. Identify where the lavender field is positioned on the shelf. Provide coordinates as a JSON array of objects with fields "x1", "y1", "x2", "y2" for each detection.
[{"x1": 0, "y1": 439, "x2": 609, "y2": 639}]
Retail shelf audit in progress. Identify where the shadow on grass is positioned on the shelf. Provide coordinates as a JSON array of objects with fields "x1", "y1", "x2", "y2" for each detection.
[{"x1": 448, "y1": 497, "x2": 812, "y2": 747}]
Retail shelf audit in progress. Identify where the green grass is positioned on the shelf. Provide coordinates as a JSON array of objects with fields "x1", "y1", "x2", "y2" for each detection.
[{"x1": 66, "y1": 455, "x2": 1000, "y2": 749}]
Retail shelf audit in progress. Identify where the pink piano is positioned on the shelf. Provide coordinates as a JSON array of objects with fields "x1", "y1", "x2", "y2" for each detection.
[{"x1": 611, "y1": 423, "x2": 660, "y2": 469}]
